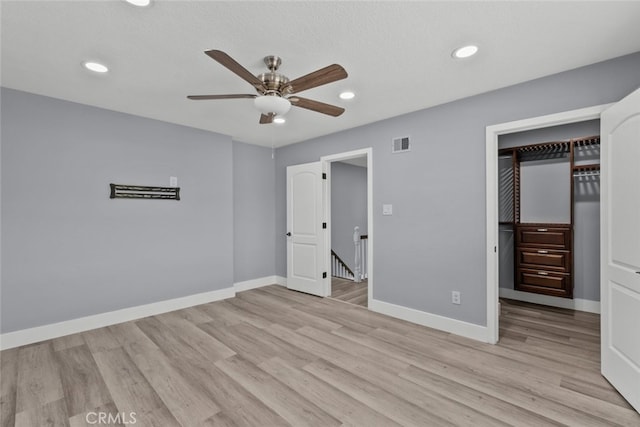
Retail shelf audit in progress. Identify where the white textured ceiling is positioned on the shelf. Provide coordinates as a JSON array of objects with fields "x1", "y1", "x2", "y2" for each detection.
[{"x1": 2, "y1": 1, "x2": 640, "y2": 147}]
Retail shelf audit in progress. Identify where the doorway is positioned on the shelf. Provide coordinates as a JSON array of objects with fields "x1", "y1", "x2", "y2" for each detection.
[
  {"x1": 485, "y1": 104, "x2": 612, "y2": 344},
  {"x1": 321, "y1": 148, "x2": 373, "y2": 308}
]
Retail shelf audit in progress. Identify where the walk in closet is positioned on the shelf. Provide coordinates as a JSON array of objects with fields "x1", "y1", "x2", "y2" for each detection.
[{"x1": 498, "y1": 121, "x2": 601, "y2": 301}]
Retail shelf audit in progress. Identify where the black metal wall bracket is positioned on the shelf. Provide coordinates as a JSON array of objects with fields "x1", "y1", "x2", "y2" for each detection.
[{"x1": 109, "y1": 184, "x2": 180, "y2": 200}]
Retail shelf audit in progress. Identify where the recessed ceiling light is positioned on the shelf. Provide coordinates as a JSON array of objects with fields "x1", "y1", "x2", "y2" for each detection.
[
  {"x1": 452, "y1": 45, "x2": 479, "y2": 59},
  {"x1": 273, "y1": 117, "x2": 286, "y2": 124},
  {"x1": 339, "y1": 91, "x2": 355, "y2": 100},
  {"x1": 83, "y1": 61, "x2": 109, "y2": 73},
  {"x1": 125, "y1": 0, "x2": 151, "y2": 6}
]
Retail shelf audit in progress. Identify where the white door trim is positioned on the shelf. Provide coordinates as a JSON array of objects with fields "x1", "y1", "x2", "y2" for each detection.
[
  {"x1": 485, "y1": 104, "x2": 612, "y2": 344},
  {"x1": 321, "y1": 148, "x2": 373, "y2": 305}
]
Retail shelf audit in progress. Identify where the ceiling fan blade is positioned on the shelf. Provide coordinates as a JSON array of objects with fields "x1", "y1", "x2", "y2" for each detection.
[
  {"x1": 187, "y1": 94, "x2": 257, "y2": 100},
  {"x1": 289, "y1": 96, "x2": 345, "y2": 117},
  {"x1": 204, "y1": 50, "x2": 265, "y2": 90},
  {"x1": 259, "y1": 113, "x2": 274, "y2": 124},
  {"x1": 286, "y1": 64, "x2": 348, "y2": 94}
]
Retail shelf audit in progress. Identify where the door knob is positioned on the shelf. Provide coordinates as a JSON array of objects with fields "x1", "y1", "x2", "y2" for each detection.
[{"x1": 286, "y1": 232, "x2": 291, "y2": 237}]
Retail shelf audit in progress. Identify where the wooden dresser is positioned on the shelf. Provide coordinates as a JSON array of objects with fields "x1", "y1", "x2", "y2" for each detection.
[{"x1": 515, "y1": 224, "x2": 573, "y2": 298}]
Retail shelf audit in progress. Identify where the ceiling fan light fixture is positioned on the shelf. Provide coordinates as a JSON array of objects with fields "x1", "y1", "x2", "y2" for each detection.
[
  {"x1": 254, "y1": 95, "x2": 291, "y2": 116},
  {"x1": 452, "y1": 45, "x2": 479, "y2": 59}
]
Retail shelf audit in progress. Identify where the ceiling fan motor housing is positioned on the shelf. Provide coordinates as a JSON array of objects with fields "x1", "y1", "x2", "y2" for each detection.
[
  {"x1": 258, "y1": 56, "x2": 292, "y2": 95},
  {"x1": 258, "y1": 72, "x2": 290, "y2": 94}
]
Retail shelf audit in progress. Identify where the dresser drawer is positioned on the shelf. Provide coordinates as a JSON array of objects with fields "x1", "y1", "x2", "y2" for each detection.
[
  {"x1": 516, "y1": 268, "x2": 572, "y2": 298},
  {"x1": 517, "y1": 248, "x2": 571, "y2": 272},
  {"x1": 516, "y1": 225, "x2": 571, "y2": 250}
]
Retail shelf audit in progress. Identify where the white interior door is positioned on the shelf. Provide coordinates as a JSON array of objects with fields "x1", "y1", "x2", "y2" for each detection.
[
  {"x1": 601, "y1": 88, "x2": 640, "y2": 413},
  {"x1": 286, "y1": 162, "x2": 327, "y2": 296}
]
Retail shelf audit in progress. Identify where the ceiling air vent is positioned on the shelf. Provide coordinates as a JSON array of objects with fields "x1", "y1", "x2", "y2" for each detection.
[{"x1": 392, "y1": 136, "x2": 411, "y2": 153}]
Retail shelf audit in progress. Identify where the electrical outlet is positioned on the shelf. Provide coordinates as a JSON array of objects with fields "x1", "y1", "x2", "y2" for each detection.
[
  {"x1": 451, "y1": 291, "x2": 461, "y2": 305},
  {"x1": 169, "y1": 176, "x2": 178, "y2": 187}
]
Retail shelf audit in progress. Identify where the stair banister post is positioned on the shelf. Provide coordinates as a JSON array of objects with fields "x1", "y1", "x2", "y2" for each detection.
[{"x1": 353, "y1": 226, "x2": 361, "y2": 283}]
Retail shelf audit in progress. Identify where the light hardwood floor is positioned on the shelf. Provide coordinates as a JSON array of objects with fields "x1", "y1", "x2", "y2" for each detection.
[
  {"x1": 330, "y1": 277, "x2": 367, "y2": 307},
  {"x1": 1, "y1": 287, "x2": 638, "y2": 426}
]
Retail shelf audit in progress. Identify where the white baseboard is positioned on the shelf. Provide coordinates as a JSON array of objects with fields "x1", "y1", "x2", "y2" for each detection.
[
  {"x1": 0, "y1": 286, "x2": 235, "y2": 350},
  {"x1": 233, "y1": 276, "x2": 281, "y2": 292},
  {"x1": 499, "y1": 288, "x2": 600, "y2": 314},
  {"x1": 370, "y1": 299, "x2": 490, "y2": 343},
  {"x1": 1, "y1": 275, "x2": 288, "y2": 351}
]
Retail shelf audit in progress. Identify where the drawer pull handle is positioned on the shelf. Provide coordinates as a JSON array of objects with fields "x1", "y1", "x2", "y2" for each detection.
[
  {"x1": 538, "y1": 271, "x2": 549, "y2": 276},
  {"x1": 537, "y1": 228, "x2": 548, "y2": 232},
  {"x1": 537, "y1": 250, "x2": 549, "y2": 254}
]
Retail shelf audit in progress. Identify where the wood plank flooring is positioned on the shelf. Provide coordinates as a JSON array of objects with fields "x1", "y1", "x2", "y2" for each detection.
[
  {"x1": 330, "y1": 277, "x2": 367, "y2": 307},
  {"x1": 1, "y1": 287, "x2": 638, "y2": 426}
]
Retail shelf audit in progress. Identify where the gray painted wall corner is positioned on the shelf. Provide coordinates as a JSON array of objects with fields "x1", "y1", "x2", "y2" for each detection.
[{"x1": 233, "y1": 141, "x2": 276, "y2": 283}]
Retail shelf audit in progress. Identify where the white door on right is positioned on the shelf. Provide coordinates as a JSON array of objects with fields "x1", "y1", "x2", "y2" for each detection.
[{"x1": 601, "y1": 87, "x2": 640, "y2": 413}]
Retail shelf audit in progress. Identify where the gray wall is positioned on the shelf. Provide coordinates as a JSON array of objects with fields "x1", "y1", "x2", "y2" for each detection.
[
  {"x1": 520, "y1": 158, "x2": 571, "y2": 224},
  {"x1": 331, "y1": 161, "x2": 367, "y2": 270},
  {"x1": 574, "y1": 170, "x2": 600, "y2": 301},
  {"x1": 1, "y1": 88, "x2": 234, "y2": 333},
  {"x1": 233, "y1": 142, "x2": 276, "y2": 283},
  {"x1": 498, "y1": 120, "x2": 601, "y2": 301},
  {"x1": 275, "y1": 52, "x2": 640, "y2": 326}
]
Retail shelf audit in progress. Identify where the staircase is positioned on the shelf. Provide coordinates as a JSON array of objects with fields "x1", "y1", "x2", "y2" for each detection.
[
  {"x1": 331, "y1": 250, "x2": 354, "y2": 280},
  {"x1": 330, "y1": 226, "x2": 368, "y2": 281}
]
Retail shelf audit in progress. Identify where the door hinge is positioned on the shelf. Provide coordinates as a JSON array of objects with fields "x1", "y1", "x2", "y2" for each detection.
[
  {"x1": 322, "y1": 222, "x2": 327, "y2": 229},
  {"x1": 323, "y1": 272, "x2": 327, "y2": 278},
  {"x1": 322, "y1": 173, "x2": 327, "y2": 180},
  {"x1": 494, "y1": 246, "x2": 497, "y2": 253}
]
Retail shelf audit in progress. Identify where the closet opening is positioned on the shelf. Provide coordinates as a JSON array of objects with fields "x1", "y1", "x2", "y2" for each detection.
[
  {"x1": 485, "y1": 104, "x2": 611, "y2": 344},
  {"x1": 497, "y1": 122, "x2": 601, "y2": 328}
]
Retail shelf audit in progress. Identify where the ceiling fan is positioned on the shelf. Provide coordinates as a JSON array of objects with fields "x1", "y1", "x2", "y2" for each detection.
[{"x1": 187, "y1": 50, "x2": 348, "y2": 124}]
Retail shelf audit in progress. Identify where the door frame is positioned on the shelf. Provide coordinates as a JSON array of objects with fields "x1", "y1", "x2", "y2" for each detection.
[
  {"x1": 485, "y1": 104, "x2": 612, "y2": 344},
  {"x1": 321, "y1": 148, "x2": 373, "y2": 304}
]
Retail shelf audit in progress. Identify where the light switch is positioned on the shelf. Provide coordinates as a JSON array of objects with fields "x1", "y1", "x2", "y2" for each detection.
[
  {"x1": 169, "y1": 176, "x2": 178, "y2": 187},
  {"x1": 383, "y1": 204, "x2": 393, "y2": 215}
]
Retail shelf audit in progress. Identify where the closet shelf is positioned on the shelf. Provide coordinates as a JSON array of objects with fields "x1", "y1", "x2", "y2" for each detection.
[
  {"x1": 573, "y1": 163, "x2": 600, "y2": 172},
  {"x1": 516, "y1": 141, "x2": 570, "y2": 156},
  {"x1": 573, "y1": 163, "x2": 601, "y2": 177},
  {"x1": 573, "y1": 135, "x2": 600, "y2": 147},
  {"x1": 499, "y1": 135, "x2": 601, "y2": 159}
]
